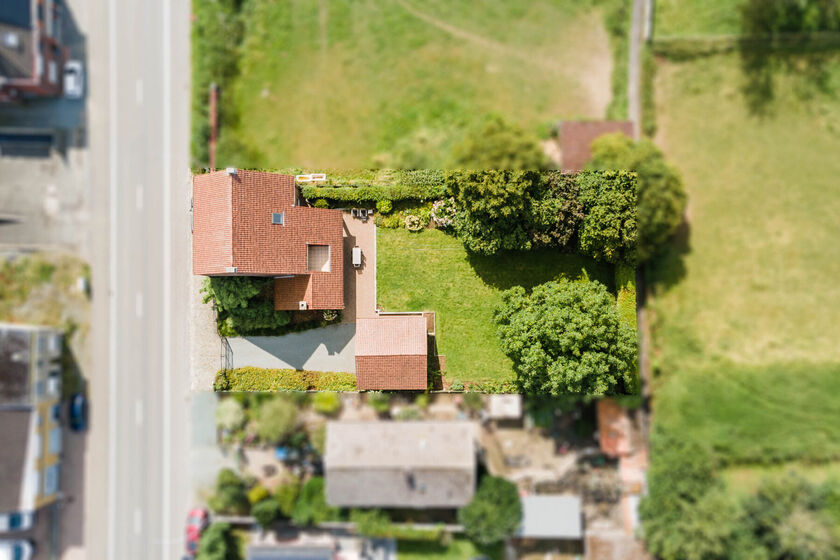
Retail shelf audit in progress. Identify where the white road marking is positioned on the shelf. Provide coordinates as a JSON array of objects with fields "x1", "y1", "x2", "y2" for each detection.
[
  {"x1": 135, "y1": 292, "x2": 144, "y2": 317},
  {"x1": 134, "y1": 508, "x2": 142, "y2": 535},
  {"x1": 135, "y1": 399, "x2": 143, "y2": 426},
  {"x1": 136, "y1": 79, "x2": 143, "y2": 104},
  {"x1": 136, "y1": 184, "x2": 144, "y2": 211},
  {"x1": 107, "y1": 0, "x2": 119, "y2": 555},
  {"x1": 161, "y1": 1, "x2": 173, "y2": 558}
]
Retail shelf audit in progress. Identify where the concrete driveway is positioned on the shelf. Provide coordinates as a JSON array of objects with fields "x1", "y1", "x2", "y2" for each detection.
[{"x1": 228, "y1": 323, "x2": 356, "y2": 373}]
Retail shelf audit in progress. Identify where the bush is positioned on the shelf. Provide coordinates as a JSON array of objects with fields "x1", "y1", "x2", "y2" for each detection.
[
  {"x1": 447, "y1": 170, "x2": 542, "y2": 255},
  {"x1": 588, "y1": 134, "x2": 686, "y2": 261},
  {"x1": 208, "y1": 469, "x2": 249, "y2": 515},
  {"x1": 395, "y1": 406, "x2": 422, "y2": 421},
  {"x1": 405, "y1": 214, "x2": 425, "y2": 232},
  {"x1": 449, "y1": 115, "x2": 547, "y2": 170},
  {"x1": 462, "y1": 392, "x2": 484, "y2": 414},
  {"x1": 202, "y1": 276, "x2": 292, "y2": 337},
  {"x1": 275, "y1": 477, "x2": 300, "y2": 518},
  {"x1": 202, "y1": 276, "x2": 269, "y2": 312},
  {"x1": 448, "y1": 380, "x2": 465, "y2": 392},
  {"x1": 309, "y1": 424, "x2": 326, "y2": 457},
  {"x1": 313, "y1": 392, "x2": 342, "y2": 416},
  {"x1": 322, "y1": 309, "x2": 338, "y2": 322},
  {"x1": 376, "y1": 199, "x2": 393, "y2": 214},
  {"x1": 313, "y1": 198, "x2": 330, "y2": 209},
  {"x1": 215, "y1": 397, "x2": 245, "y2": 431},
  {"x1": 367, "y1": 392, "x2": 391, "y2": 416},
  {"x1": 576, "y1": 170, "x2": 638, "y2": 264},
  {"x1": 458, "y1": 476, "x2": 522, "y2": 546},
  {"x1": 252, "y1": 498, "x2": 280, "y2": 529},
  {"x1": 214, "y1": 368, "x2": 356, "y2": 391},
  {"x1": 292, "y1": 477, "x2": 339, "y2": 526},
  {"x1": 301, "y1": 183, "x2": 445, "y2": 204},
  {"x1": 530, "y1": 171, "x2": 583, "y2": 250},
  {"x1": 430, "y1": 198, "x2": 457, "y2": 228},
  {"x1": 256, "y1": 397, "x2": 299, "y2": 444},
  {"x1": 350, "y1": 509, "x2": 392, "y2": 537},
  {"x1": 494, "y1": 279, "x2": 637, "y2": 396},
  {"x1": 615, "y1": 263, "x2": 637, "y2": 330},
  {"x1": 247, "y1": 483, "x2": 270, "y2": 505},
  {"x1": 196, "y1": 522, "x2": 240, "y2": 560}
]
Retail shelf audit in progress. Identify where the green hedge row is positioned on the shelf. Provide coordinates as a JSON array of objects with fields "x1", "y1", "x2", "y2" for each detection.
[
  {"x1": 615, "y1": 263, "x2": 637, "y2": 330},
  {"x1": 214, "y1": 367, "x2": 356, "y2": 391},
  {"x1": 301, "y1": 183, "x2": 446, "y2": 204}
]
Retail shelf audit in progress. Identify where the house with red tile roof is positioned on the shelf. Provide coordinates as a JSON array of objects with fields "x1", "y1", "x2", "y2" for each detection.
[
  {"x1": 355, "y1": 315, "x2": 428, "y2": 390},
  {"x1": 192, "y1": 169, "x2": 344, "y2": 311},
  {"x1": 559, "y1": 121, "x2": 634, "y2": 172}
]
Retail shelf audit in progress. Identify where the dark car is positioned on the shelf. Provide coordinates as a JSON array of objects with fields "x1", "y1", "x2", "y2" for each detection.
[{"x1": 68, "y1": 393, "x2": 87, "y2": 431}]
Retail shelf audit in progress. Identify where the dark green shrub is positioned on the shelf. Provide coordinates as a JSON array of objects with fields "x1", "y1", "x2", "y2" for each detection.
[
  {"x1": 256, "y1": 397, "x2": 299, "y2": 443},
  {"x1": 252, "y1": 498, "x2": 280, "y2": 528},
  {"x1": 292, "y1": 477, "x2": 339, "y2": 526},
  {"x1": 576, "y1": 170, "x2": 638, "y2": 264},
  {"x1": 202, "y1": 276, "x2": 269, "y2": 311},
  {"x1": 196, "y1": 522, "x2": 240, "y2": 560},
  {"x1": 376, "y1": 199, "x2": 393, "y2": 214},
  {"x1": 313, "y1": 198, "x2": 330, "y2": 209},
  {"x1": 458, "y1": 476, "x2": 522, "y2": 545},
  {"x1": 530, "y1": 171, "x2": 584, "y2": 250},
  {"x1": 275, "y1": 477, "x2": 300, "y2": 518},
  {"x1": 449, "y1": 115, "x2": 547, "y2": 170},
  {"x1": 494, "y1": 279, "x2": 637, "y2": 396},
  {"x1": 367, "y1": 392, "x2": 391, "y2": 415},
  {"x1": 208, "y1": 468, "x2": 249, "y2": 515}
]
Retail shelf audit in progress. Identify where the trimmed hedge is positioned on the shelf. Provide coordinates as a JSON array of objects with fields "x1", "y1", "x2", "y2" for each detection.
[
  {"x1": 615, "y1": 263, "x2": 637, "y2": 330},
  {"x1": 214, "y1": 367, "x2": 356, "y2": 391},
  {"x1": 301, "y1": 183, "x2": 445, "y2": 204}
]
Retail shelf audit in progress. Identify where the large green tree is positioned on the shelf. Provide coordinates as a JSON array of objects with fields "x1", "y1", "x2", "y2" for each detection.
[
  {"x1": 256, "y1": 396, "x2": 299, "y2": 443},
  {"x1": 208, "y1": 468, "x2": 249, "y2": 515},
  {"x1": 576, "y1": 169, "x2": 638, "y2": 264},
  {"x1": 292, "y1": 477, "x2": 338, "y2": 526},
  {"x1": 449, "y1": 115, "x2": 547, "y2": 170},
  {"x1": 458, "y1": 476, "x2": 522, "y2": 546},
  {"x1": 588, "y1": 134, "x2": 685, "y2": 261},
  {"x1": 530, "y1": 171, "x2": 584, "y2": 250},
  {"x1": 494, "y1": 279, "x2": 637, "y2": 395},
  {"x1": 446, "y1": 170, "x2": 542, "y2": 254},
  {"x1": 196, "y1": 522, "x2": 240, "y2": 560}
]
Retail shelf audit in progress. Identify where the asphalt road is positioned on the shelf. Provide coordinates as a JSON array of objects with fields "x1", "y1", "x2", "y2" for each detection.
[{"x1": 80, "y1": 0, "x2": 193, "y2": 558}]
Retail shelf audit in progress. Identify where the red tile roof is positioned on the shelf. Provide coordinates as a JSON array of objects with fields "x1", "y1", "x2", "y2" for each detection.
[
  {"x1": 193, "y1": 170, "x2": 343, "y2": 310},
  {"x1": 596, "y1": 398, "x2": 631, "y2": 458},
  {"x1": 560, "y1": 121, "x2": 634, "y2": 172},
  {"x1": 355, "y1": 316, "x2": 428, "y2": 390}
]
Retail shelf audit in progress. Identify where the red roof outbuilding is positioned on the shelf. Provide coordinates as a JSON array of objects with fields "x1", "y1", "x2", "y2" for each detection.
[
  {"x1": 355, "y1": 316, "x2": 428, "y2": 390},
  {"x1": 192, "y1": 169, "x2": 343, "y2": 310}
]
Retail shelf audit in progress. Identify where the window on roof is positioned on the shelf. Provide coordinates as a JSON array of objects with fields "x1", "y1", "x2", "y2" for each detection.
[
  {"x1": 307, "y1": 245, "x2": 330, "y2": 272},
  {"x1": 271, "y1": 212, "x2": 285, "y2": 225}
]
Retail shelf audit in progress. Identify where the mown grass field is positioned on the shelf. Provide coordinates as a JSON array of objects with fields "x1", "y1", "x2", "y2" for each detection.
[
  {"x1": 649, "y1": 52, "x2": 840, "y2": 484},
  {"x1": 376, "y1": 228, "x2": 614, "y2": 386},
  {"x1": 218, "y1": 0, "x2": 614, "y2": 168},
  {"x1": 654, "y1": 0, "x2": 741, "y2": 37}
]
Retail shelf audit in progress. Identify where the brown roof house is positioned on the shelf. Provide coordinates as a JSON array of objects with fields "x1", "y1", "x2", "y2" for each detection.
[
  {"x1": 192, "y1": 169, "x2": 344, "y2": 311},
  {"x1": 355, "y1": 315, "x2": 428, "y2": 391},
  {"x1": 0, "y1": 0, "x2": 67, "y2": 102},
  {"x1": 325, "y1": 421, "x2": 476, "y2": 509},
  {"x1": 559, "y1": 121, "x2": 634, "y2": 172}
]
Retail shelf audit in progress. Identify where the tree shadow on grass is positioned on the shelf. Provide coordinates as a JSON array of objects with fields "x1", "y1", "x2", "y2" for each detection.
[
  {"x1": 466, "y1": 249, "x2": 614, "y2": 293},
  {"x1": 646, "y1": 216, "x2": 691, "y2": 296}
]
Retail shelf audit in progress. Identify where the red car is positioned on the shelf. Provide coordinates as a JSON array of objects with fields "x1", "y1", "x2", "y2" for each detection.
[{"x1": 185, "y1": 508, "x2": 209, "y2": 556}]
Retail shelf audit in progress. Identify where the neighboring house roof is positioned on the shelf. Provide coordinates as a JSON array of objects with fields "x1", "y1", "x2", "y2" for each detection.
[
  {"x1": 325, "y1": 421, "x2": 476, "y2": 508},
  {"x1": 559, "y1": 121, "x2": 634, "y2": 172},
  {"x1": 247, "y1": 546, "x2": 334, "y2": 560},
  {"x1": 0, "y1": 409, "x2": 33, "y2": 511},
  {"x1": 354, "y1": 315, "x2": 428, "y2": 390},
  {"x1": 0, "y1": 0, "x2": 31, "y2": 29},
  {"x1": 596, "y1": 398, "x2": 632, "y2": 458},
  {"x1": 0, "y1": 325, "x2": 31, "y2": 405},
  {"x1": 517, "y1": 495, "x2": 583, "y2": 540},
  {"x1": 192, "y1": 170, "x2": 344, "y2": 310}
]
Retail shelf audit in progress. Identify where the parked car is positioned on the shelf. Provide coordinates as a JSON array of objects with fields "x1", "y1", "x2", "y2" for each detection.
[
  {"x1": 184, "y1": 508, "x2": 209, "y2": 557},
  {"x1": 68, "y1": 393, "x2": 87, "y2": 431},
  {"x1": 0, "y1": 539, "x2": 33, "y2": 560},
  {"x1": 63, "y1": 60, "x2": 84, "y2": 99}
]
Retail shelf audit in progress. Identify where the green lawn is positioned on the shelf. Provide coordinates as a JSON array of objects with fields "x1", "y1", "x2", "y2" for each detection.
[
  {"x1": 376, "y1": 228, "x2": 614, "y2": 386},
  {"x1": 654, "y1": 0, "x2": 741, "y2": 37},
  {"x1": 219, "y1": 0, "x2": 614, "y2": 168},
  {"x1": 398, "y1": 538, "x2": 502, "y2": 560}
]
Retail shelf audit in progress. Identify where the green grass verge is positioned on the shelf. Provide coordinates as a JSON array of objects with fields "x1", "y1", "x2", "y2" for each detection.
[
  {"x1": 397, "y1": 538, "x2": 503, "y2": 560},
  {"x1": 218, "y1": 0, "x2": 613, "y2": 168},
  {"x1": 214, "y1": 367, "x2": 356, "y2": 391},
  {"x1": 722, "y1": 461, "x2": 840, "y2": 498},
  {"x1": 654, "y1": 0, "x2": 741, "y2": 37},
  {"x1": 377, "y1": 228, "x2": 614, "y2": 385}
]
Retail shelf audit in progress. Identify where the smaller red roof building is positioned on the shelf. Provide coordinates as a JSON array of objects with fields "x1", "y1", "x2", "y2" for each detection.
[
  {"x1": 192, "y1": 169, "x2": 343, "y2": 311},
  {"x1": 355, "y1": 315, "x2": 428, "y2": 391},
  {"x1": 559, "y1": 121, "x2": 634, "y2": 172}
]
